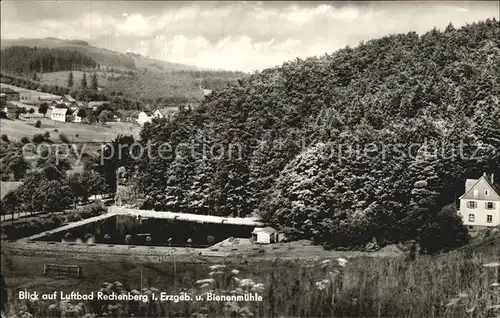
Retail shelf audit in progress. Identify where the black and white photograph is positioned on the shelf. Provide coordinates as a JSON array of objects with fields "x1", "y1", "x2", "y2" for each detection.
[{"x1": 0, "y1": 0, "x2": 499, "y2": 317}]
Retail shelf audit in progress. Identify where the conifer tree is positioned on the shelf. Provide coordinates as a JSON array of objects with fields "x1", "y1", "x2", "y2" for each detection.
[
  {"x1": 91, "y1": 73, "x2": 99, "y2": 91},
  {"x1": 67, "y1": 71, "x2": 74, "y2": 87},
  {"x1": 81, "y1": 73, "x2": 87, "y2": 89}
]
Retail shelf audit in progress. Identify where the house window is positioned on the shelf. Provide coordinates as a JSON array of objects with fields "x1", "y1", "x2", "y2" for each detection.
[
  {"x1": 485, "y1": 190, "x2": 489, "y2": 196},
  {"x1": 486, "y1": 202, "x2": 495, "y2": 210},
  {"x1": 487, "y1": 215, "x2": 493, "y2": 223},
  {"x1": 468, "y1": 214, "x2": 475, "y2": 222},
  {"x1": 467, "y1": 201, "x2": 477, "y2": 209}
]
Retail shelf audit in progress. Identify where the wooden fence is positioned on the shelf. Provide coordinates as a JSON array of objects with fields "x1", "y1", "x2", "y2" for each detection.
[{"x1": 43, "y1": 263, "x2": 81, "y2": 278}]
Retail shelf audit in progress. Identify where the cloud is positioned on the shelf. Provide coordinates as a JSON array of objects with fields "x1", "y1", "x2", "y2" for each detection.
[
  {"x1": 128, "y1": 34, "x2": 327, "y2": 72},
  {"x1": 116, "y1": 14, "x2": 153, "y2": 37},
  {"x1": 281, "y1": 4, "x2": 334, "y2": 24},
  {"x1": 1, "y1": 1, "x2": 498, "y2": 71}
]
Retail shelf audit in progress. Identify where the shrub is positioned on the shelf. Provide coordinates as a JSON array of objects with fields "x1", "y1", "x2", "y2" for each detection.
[
  {"x1": 53, "y1": 128, "x2": 59, "y2": 132},
  {"x1": 66, "y1": 212, "x2": 82, "y2": 222},
  {"x1": 75, "y1": 133, "x2": 80, "y2": 138},
  {"x1": 78, "y1": 201, "x2": 106, "y2": 218},
  {"x1": 32, "y1": 134, "x2": 45, "y2": 144},
  {"x1": 43, "y1": 131, "x2": 50, "y2": 140},
  {"x1": 35, "y1": 120, "x2": 41, "y2": 128},
  {"x1": 21, "y1": 136, "x2": 30, "y2": 144},
  {"x1": 1, "y1": 134, "x2": 9, "y2": 142},
  {"x1": 59, "y1": 133, "x2": 70, "y2": 143}
]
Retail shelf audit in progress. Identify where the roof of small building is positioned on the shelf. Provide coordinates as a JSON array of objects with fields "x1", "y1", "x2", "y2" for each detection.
[
  {"x1": 38, "y1": 96, "x2": 61, "y2": 101},
  {"x1": 252, "y1": 226, "x2": 278, "y2": 234},
  {"x1": 88, "y1": 101, "x2": 109, "y2": 107},
  {"x1": 139, "y1": 110, "x2": 153, "y2": 116},
  {"x1": 460, "y1": 174, "x2": 500, "y2": 200},
  {"x1": 0, "y1": 87, "x2": 18, "y2": 94},
  {"x1": 62, "y1": 94, "x2": 76, "y2": 102},
  {"x1": 154, "y1": 107, "x2": 178, "y2": 116},
  {"x1": 0, "y1": 87, "x2": 19, "y2": 94}
]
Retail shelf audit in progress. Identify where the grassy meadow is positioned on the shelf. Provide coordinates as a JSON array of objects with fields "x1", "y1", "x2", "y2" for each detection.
[
  {"x1": 0, "y1": 117, "x2": 141, "y2": 143},
  {"x1": 0, "y1": 83, "x2": 60, "y2": 101},
  {"x1": 37, "y1": 71, "x2": 122, "y2": 89},
  {"x1": 37, "y1": 69, "x2": 206, "y2": 103},
  {"x1": 2, "y1": 234, "x2": 499, "y2": 317}
]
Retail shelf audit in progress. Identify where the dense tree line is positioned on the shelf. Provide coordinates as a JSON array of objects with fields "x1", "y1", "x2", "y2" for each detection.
[
  {"x1": 132, "y1": 20, "x2": 499, "y2": 253},
  {"x1": 0, "y1": 46, "x2": 96, "y2": 74},
  {"x1": 1, "y1": 38, "x2": 136, "y2": 69},
  {"x1": 0, "y1": 148, "x2": 109, "y2": 216}
]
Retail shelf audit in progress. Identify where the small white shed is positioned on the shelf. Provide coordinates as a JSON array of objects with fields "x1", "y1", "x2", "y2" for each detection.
[{"x1": 252, "y1": 227, "x2": 279, "y2": 244}]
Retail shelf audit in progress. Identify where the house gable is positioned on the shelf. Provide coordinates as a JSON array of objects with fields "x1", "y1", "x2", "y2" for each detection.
[{"x1": 460, "y1": 176, "x2": 500, "y2": 201}]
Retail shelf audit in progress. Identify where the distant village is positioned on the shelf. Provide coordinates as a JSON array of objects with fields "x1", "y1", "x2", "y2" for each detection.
[{"x1": 1, "y1": 86, "x2": 212, "y2": 126}]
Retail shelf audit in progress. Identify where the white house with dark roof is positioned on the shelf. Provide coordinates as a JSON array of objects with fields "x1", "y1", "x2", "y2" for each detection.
[
  {"x1": 50, "y1": 107, "x2": 70, "y2": 122},
  {"x1": 137, "y1": 111, "x2": 153, "y2": 126},
  {"x1": 458, "y1": 173, "x2": 500, "y2": 231},
  {"x1": 252, "y1": 226, "x2": 279, "y2": 244}
]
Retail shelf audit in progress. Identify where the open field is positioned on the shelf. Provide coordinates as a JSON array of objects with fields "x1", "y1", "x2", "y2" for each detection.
[
  {"x1": 0, "y1": 117, "x2": 141, "y2": 142},
  {"x1": 37, "y1": 70, "x2": 120, "y2": 89},
  {"x1": 1, "y1": 83, "x2": 60, "y2": 101}
]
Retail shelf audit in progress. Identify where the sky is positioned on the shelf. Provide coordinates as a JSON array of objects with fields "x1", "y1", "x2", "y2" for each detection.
[{"x1": 1, "y1": 1, "x2": 498, "y2": 72}]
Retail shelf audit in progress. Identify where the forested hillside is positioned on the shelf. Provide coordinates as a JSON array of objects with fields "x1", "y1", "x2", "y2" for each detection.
[
  {"x1": 1, "y1": 38, "x2": 136, "y2": 70},
  {"x1": 0, "y1": 44, "x2": 246, "y2": 106},
  {"x1": 106, "y1": 20, "x2": 500, "y2": 253},
  {"x1": 0, "y1": 46, "x2": 97, "y2": 74}
]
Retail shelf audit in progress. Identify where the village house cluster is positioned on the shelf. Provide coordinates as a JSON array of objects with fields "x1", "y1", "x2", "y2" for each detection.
[
  {"x1": 1, "y1": 87, "x2": 112, "y2": 123},
  {"x1": 43, "y1": 95, "x2": 113, "y2": 123},
  {"x1": 2, "y1": 86, "x2": 213, "y2": 126},
  {"x1": 136, "y1": 88, "x2": 212, "y2": 126}
]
